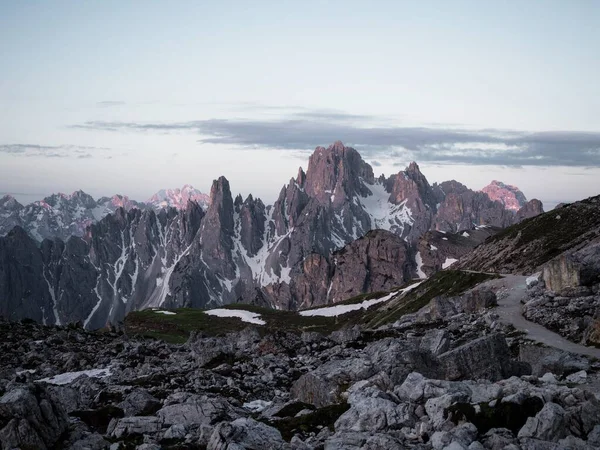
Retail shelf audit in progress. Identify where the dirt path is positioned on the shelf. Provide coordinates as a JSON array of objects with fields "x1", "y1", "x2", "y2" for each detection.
[{"x1": 482, "y1": 275, "x2": 600, "y2": 359}]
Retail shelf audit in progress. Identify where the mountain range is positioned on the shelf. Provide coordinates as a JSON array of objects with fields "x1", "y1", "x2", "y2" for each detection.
[
  {"x1": 0, "y1": 185, "x2": 209, "y2": 242},
  {"x1": 0, "y1": 141, "x2": 544, "y2": 329}
]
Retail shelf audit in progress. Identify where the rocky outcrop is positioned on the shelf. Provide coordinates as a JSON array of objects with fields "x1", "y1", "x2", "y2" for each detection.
[
  {"x1": 437, "y1": 333, "x2": 527, "y2": 381},
  {"x1": 521, "y1": 248, "x2": 600, "y2": 347},
  {"x1": 517, "y1": 198, "x2": 545, "y2": 221},
  {"x1": 481, "y1": 180, "x2": 528, "y2": 211},
  {"x1": 433, "y1": 180, "x2": 514, "y2": 232}
]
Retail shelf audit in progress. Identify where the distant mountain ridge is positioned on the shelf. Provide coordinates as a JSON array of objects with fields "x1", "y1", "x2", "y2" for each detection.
[
  {"x1": 0, "y1": 142, "x2": 544, "y2": 328},
  {"x1": 0, "y1": 185, "x2": 209, "y2": 242}
]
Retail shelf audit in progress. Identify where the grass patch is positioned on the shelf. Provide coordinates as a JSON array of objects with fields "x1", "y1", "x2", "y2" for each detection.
[
  {"x1": 364, "y1": 270, "x2": 500, "y2": 328},
  {"x1": 125, "y1": 273, "x2": 496, "y2": 343},
  {"x1": 125, "y1": 303, "x2": 359, "y2": 343}
]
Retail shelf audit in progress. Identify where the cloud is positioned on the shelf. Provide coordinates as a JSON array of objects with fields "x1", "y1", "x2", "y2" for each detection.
[
  {"x1": 0, "y1": 144, "x2": 109, "y2": 158},
  {"x1": 370, "y1": 160, "x2": 382, "y2": 167},
  {"x1": 71, "y1": 114, "x2": 600, "y2": 167}
]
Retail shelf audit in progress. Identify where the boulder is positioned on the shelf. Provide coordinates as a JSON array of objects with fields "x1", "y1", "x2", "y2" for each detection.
[
  {"x1": 0, "y1": 385, "x2": 68, "y2": 450},
  {"x1": 518, "y1": 402, "x2": 567, "y2": 442},
  {"x1": 157, "y1": 394, "x2": 241, "y2": 427},
  {"x1": 519, "y1": 345, "x2": 589, "y2": 376},
  {"x1": 106, "y1": 416, "x2": 162, "y2": 439},
  {"x1": 324, "y1": 431, "x2": 406, "y2": 450},
  {"x1": 207, "y1": 418, "x2": 288, "y2": 450},
  {"x1": 542, "y1": 243, "x2": 600, "y2": 293},
  {"x1": 118, "y1": 388, "x2": 161, "y2": 416},
  {"x1": 437, "y1": 334, "x2": 529, "y2": 381},
  {"x1": 334, "y1": 387, "x2": 412, "y2": 432},
  {"x1": 290, "y1": 358, "x2": 375, "y2": 407}
]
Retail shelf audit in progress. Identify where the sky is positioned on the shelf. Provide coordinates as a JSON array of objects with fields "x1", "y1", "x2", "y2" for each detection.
[{"x1": 1, "y1": 1, "x2": 599, "y2": 210}]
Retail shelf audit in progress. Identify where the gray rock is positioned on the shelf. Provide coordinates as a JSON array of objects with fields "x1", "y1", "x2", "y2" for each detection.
[
  {"x1": 518, "y1": 402, "x2": 567, "y2": 442},
  {"x1": 588, "y1": 424, "x2": 600, "y2": 446},
  {"x1": 118, "y1": 389, "x2": 161, "y2": 417},
  {"x1": 519, "y1": 345, "x2": 590, "y2": 376},
  {"x1": 420, "y1": 329, "x2": 451, "y2": 356},
  {"x1": 157, "y1": 394, "x2": 241, "y2": 427},
  {"x1": 437, "y1": 333, "x2": 528, "y2": 381},
  {"x1": 207, "y1": 418, "x2": 287, "y2": 450},
  {"x1": 67, "y1": 433, "x2": 110, "y2": 450},
  {"x1": 107, "y1": 416, "x2": 162, "y2": 439},
  {"x1": 290, "y1": 357, "x2": 375, "y2": 407},
  {"x1": 0, "y1": 385, "x2": 68, "y2": 450},
  {"x1": 163, "y1": 423, "x2": 187, "y2": 440},
  {"x1": 324, "y1": 431, "x2": 406, "y2": 450},
  {"x1": 334, "y1": 393, "x2": 411, "y2": 432}
]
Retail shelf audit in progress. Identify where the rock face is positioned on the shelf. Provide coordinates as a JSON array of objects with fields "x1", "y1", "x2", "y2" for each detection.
[
  {"x1": 434, "y1": 180, "x2": 515, "y2": 232},
  {"x1": 541, "y1": 242, "x2": 600, "y2": 293},
  {"x1": 481, "y1": 180, "x2": 528, "y2": 211},
  {"x1": 516, "y1": 198, "x2": 545, "y2": 222},
  {"x1": 521, "y1": 245, "x2": 600, "y2": 347},
  {"x1": 0, "y1": 142, "x2": 543, "y2": 328}
]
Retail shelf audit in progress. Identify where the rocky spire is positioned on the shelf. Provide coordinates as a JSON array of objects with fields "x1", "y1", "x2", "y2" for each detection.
[
  {"x1": 199, "y1": 176, "x2": 236, "y2": 278},
  {"x1": 304, "y1": 141, "x2": 374, "y2": 205}
]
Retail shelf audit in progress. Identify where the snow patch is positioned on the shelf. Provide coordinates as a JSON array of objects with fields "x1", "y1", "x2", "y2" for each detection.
[
  {"x1": 442, "y1": 258, "x2": 458, "y2": 269},
  {"x1": 154, "y1": 310, "x2": 176, "y2": 315},
  {"x1": 300, "y1": 291, "x2": 397, "y2": 317},
  {"x1": 37, "y1": 368, "x2": 112, "y2": 385},
  {"x1": 462, "y1": 232, "x2": 470, "y2": 237},
  {"x1": 526, "y1": 272, "x2": 541, "y2": 286},
  {"x1": 430, "y1": 245, "x2": 438, "y2": 251},
  {"x1": 358, "y1": 182, "x2": 414, "y2": 234},
  {"x1": 415, "y1": 252, "x2": 426, "y2": 279},
  {"x1": 204, "y1": 308, "x2": 266, "y2": 325}
]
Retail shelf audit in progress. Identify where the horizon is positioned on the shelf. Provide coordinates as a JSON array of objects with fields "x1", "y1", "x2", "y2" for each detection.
[
  {"x1": 0, "y1": 144, "x2": 576, "y2": 211},
  {"x1": 1, "y1": 1, "x2": 599, "y2": 210}
]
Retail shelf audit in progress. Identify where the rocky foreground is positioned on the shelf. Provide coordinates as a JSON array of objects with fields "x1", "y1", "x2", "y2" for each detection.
[{"x1": 2, "y1": 282, "x2": 600, "y2": 450}]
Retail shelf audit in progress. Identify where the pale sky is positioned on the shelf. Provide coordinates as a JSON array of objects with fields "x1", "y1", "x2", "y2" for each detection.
[{"x1": 1, "y1": 0, "x2": 599, "y2": 209}]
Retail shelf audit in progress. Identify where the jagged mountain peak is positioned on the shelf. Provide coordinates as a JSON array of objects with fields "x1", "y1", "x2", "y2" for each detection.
[
  {"x1": 0, "y1": 194, "x2": 23, "y2": 210},
  {"x1": 481, "y1": 180, "x2": 527, "y2": 211},
  {"x1": 147, "y1": 184, "x2": 210, "y2": 211},
  {"x1": 296, "y1": 166, "x2": 306, "y2": 186},
  {"x1": 304, "y1": 141, "x2": 374, "y2": 203}
]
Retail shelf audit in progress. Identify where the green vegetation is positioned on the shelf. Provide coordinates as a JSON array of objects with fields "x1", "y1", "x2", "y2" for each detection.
[
  {"x1": 125, "y1": 272, "x2": 498, "y2": 343},
  {"x1": 364, "y1": 270, "x2": 499, "y2": 328},
  {"x1": 126, "y1": 303, "x2": 357, "y2": 343}
]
